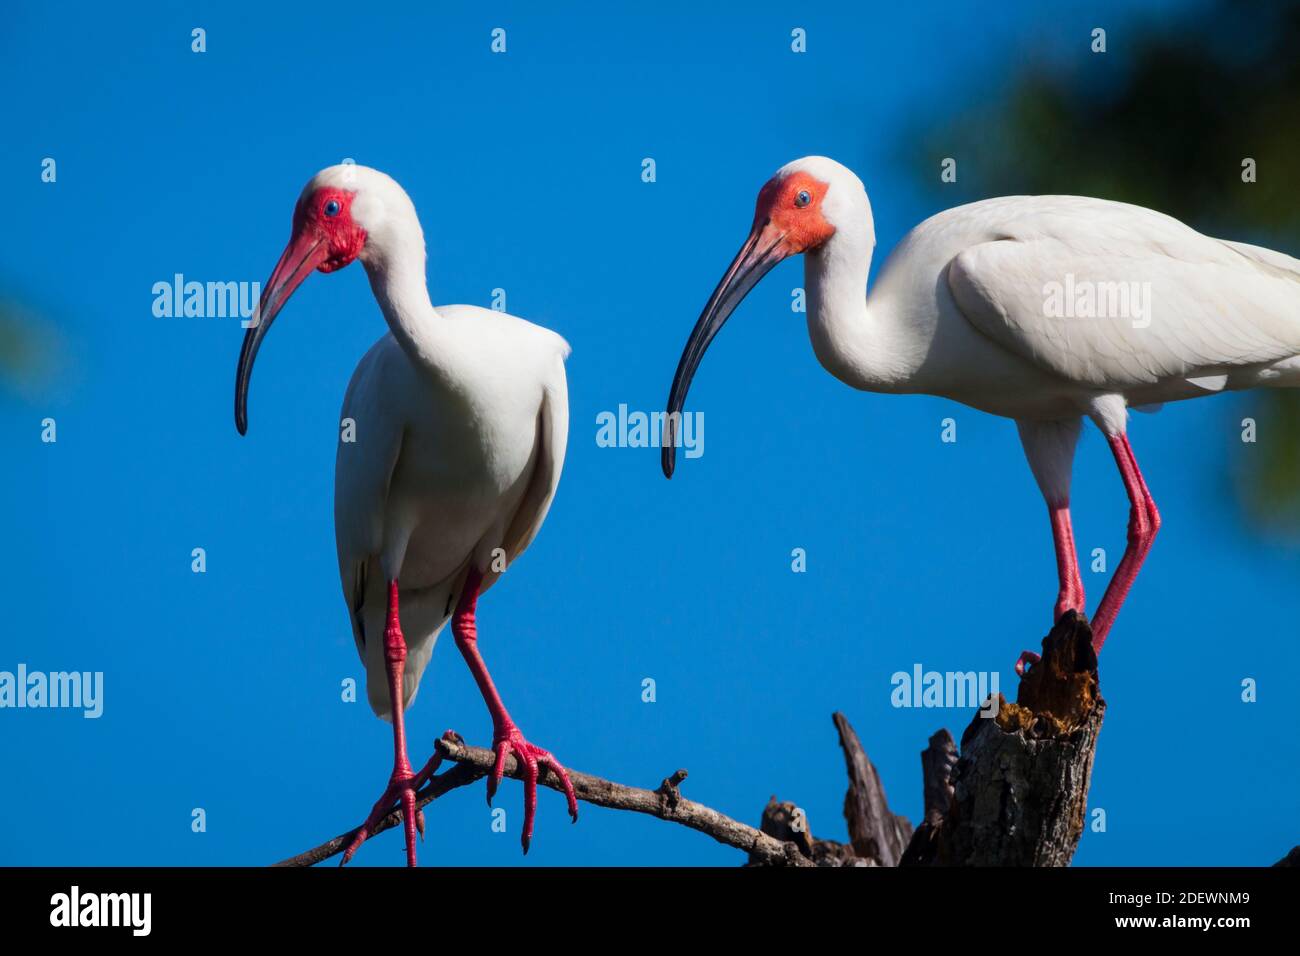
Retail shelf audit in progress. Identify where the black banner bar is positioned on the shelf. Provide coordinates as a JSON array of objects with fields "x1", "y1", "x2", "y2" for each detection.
[{"x1": 0, "y1": 865, "x2": 1292, "y2": 940}]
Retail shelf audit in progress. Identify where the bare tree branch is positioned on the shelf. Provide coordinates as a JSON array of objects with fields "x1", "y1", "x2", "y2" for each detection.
[
  {"x1": 754, "y1": 797, "x2": 862, "y2": 866},
  {"x1": 274, "y1": 615, "x2": 1294, "y2": 869},
  {"x1": 272, "y1": 756, "x2": 484, "y2": 868},
  {"x1": 277, "y1": 614, "x2": 1111, "y2": 869},
  {"x1": 275, "y1": 733, "x2": 805, "y2": 867}
]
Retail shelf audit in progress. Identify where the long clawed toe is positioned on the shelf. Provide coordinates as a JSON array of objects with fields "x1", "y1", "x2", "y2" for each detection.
[
  {"x1": 488, "y1": 725, "x2": 579, "y2": 854},
  {"x1": 1018, "y1": 607, "x2": 1089, "y2": 676},
  {"x1": 340, "y1": 770, "x2": 421, "y2": 867},
  {"x1": 1015, "y1": 649, "x2": 1041, "y2": 677}
]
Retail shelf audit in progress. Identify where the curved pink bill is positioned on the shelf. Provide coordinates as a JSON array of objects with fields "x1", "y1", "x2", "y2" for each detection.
[{"x1": 234, "y1": 228, "x2": 330, "y2": 435}]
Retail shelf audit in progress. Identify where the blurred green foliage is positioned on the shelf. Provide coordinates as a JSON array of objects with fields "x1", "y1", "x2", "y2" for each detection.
[
  {"x1": 910, "y1": 0, "x2": 1300, "y2": 534},
  {"x1": 0, "y1": 305, "x2": 40, "y2": 383},
  {"x1": 0, "y1": 299, "x2": 54, "y2": 401}
]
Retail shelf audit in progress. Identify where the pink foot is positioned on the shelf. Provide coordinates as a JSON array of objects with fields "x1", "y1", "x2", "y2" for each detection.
[
  {"x1": 1015, "y1": 650, "x2": 1041, "y2": 676},
  {"x1": 487, "y1": 723, "x2": 578, "y2": 853},
  {"x1": 449, "y1": 569, "x2": 578, "y2": 853},
  {"x1": 340, "y1": 764, "x2": 424, "y2": 867}
]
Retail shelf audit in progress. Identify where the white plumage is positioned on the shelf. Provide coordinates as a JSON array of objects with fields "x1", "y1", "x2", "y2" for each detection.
[
  {"x1": 783, "y1": 159, "x2": 1300, "y2": 422},
  {"x1": 235, "y1": 165, "x2": 575, "y2": 866},
  {"x1": 336, "y1": 305, "x2": 569, "y2": 718},
  {"x1": 664, "y1": 155, "x2": 1300, "y2": 666}
]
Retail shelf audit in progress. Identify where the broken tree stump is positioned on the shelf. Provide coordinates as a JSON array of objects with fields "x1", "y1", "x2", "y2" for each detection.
[
  {"x1": 750, "y1": 713, "x2": 914, "y2": 866},
  {"x1": 904, "y1": 610, "x2": 1105, "y2": 866},
  {"x1": 833, "y1": 712, "x2": 913, "y2": 865},
  {"x1": 753, "y1": 797, "x2": 860, "y2": 866},
  {"x1": 898, "y1": 729, "x2": 958, "y2": 866}
]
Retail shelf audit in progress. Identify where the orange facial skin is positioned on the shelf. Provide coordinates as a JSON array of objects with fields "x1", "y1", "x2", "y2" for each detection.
[{"x1": 753, "y1": 171, "x2": 835, "y2": 253}]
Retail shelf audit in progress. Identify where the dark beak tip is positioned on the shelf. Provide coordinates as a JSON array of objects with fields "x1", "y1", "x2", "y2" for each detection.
[{"x1": 660, "y1": 224, "x2": 784, "y2": 484}]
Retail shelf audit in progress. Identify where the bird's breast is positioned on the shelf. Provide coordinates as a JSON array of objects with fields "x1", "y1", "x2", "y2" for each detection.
[{"x1": 381, "y1": 383, "x2": 541, "y2": 587}]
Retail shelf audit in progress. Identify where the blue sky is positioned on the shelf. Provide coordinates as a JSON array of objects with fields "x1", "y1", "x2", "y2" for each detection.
[{"x1": 3, "y1": 0, "x2": 1295, "y2": 867}]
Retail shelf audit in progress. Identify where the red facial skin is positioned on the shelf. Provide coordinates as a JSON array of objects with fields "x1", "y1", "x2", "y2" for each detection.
[
  {"x1": 295, "y1": 187, "x2": 367, "y2": 271},
  {"x1": 753, "y1": 171, "x2": 835, "y2": 252},
  {"x1": 235, "y1": 183, "x2": 370, "y2": 436}
]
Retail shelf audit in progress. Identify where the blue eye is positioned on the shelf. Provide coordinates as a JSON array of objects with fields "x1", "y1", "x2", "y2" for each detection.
[
  {"x1": 795, "y1": 190, "x2": 811, "y2": 208},
  {"x1": 324, "y1": 199, "x2": 341, "y2": 217}
]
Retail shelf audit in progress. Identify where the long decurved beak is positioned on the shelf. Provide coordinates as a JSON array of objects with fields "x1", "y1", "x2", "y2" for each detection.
[
  {"x1": 661, "y1": 220, "x2": 793, "y2": 478},
  {"x1": 234, "y1": 228, "x2": 330, "y2": 435}
]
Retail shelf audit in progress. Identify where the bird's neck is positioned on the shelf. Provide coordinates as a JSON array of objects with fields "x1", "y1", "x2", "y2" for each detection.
[
  {"x1": 362, "y1": 236, "x2": 461, "y2": 384},
  {"x1": 804, "y1": 222, "x2": 915, "y2": 393}
]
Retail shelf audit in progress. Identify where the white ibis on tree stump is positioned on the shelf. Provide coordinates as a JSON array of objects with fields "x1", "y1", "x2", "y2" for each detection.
[{"x1": 663, "y1": 156, "x2": 1300, "y2": 672}]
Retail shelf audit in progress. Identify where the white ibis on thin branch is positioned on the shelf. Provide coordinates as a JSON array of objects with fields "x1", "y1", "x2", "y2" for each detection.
[
  {"x1": 235, "y1": 165, "x2": 577, "y2": 865},
  {"x1": 663, "y1": 156, "x2": 1300, "y2": 671}
]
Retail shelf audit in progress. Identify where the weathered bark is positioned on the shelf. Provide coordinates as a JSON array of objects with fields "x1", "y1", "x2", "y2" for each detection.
[
  {"x1": 919, "y1": 729, "x2": 959, "y2": 826},
  {"x1": 279, "y1": 733, "x2": 808, "y2": 867},
  {"x1": 904, "y1": 610, "x2": 1105, "y2": 866},
  {"x1": 833, "y1": 712, "x2": 913, "y2": 865},
  {"x1": 275, "y1": 609, "x2": 1296, "y2": 868},
  {"x1": 753, "y1": 798, "x2": 860, "y2": 866},
  {"x1": 756, "y1": 797, "x2": 814, "y2": 857},
  {"x1": 750, "y1": 713, "x2": 913, "y2": 866},
  {"x1": 283, "y1": 616, "x2": 1108, "y2": 869},
  {"x1": 898, "y1": 729, "x2": 957, "y2": 866}
]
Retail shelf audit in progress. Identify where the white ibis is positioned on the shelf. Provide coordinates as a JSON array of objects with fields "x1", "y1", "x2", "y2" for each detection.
[
  {"x1": 664, "y1": 156, "x2": 1300, "y2": 671},
  {"x1": 235, "y1": 164, "x2": 578, "y2": 866}
]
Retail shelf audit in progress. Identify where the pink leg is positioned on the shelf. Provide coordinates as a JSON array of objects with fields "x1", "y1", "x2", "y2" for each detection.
[
  {"x1": 452, "y1": 567, "x2": 578, "y2": 853},
  {"x1": 1049, "y1": 500, "x2": 1085, "y2": 620},
  {"x1": 1089, "y1": 434, "x2": 1160, "y2": 650},
  {"x1": 341, "y1": 580, "x2": 421, "y2": 866},
  {"x1": 1017, "y1": 500, "x2": 1087, "y2": 676}
]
